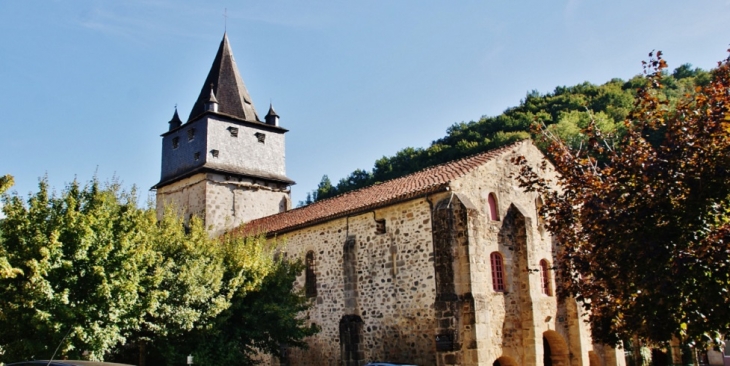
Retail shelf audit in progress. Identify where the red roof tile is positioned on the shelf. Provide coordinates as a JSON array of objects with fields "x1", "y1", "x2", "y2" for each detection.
[{"x1": 237, "y1": 140, "x2": 525, "y2": 236}]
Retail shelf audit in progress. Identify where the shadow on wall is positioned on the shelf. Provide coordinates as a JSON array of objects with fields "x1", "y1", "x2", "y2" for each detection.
[{"x1": 498, "y1": 204, "x2": 533, "y2": 364}]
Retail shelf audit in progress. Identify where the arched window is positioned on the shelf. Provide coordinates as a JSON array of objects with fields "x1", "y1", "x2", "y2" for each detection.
[
  {"x1": 488, "y1": 193, "x2": 499, "y2": 221},
  {"x1": 490, "y1": 252, "x2": 505, "y2": 292},
  {"x1": 305, "y1": 251, "x2": 317, "y2": 298},
  {"x1": 540, "y1": 259, "x2": 552, "y2": 296}
]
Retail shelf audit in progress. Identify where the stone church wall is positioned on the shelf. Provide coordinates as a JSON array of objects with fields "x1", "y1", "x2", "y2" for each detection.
[
  {"x1": 204, "y1": 172, "x2": 289, "y2": 234},
  {"x1": 254, "y1": 141, "x2": 622, "y2": 366},
  {"x1": 156, "y1": 172, "x2": 289, "y2": 235},
  {"x1": 448, "y1": 141, "x2": 618, "y2": 366},
  {"x1": 155, "y1": 173, "x2": 208, "y2": 222},
  {"x1": 276, "y1": 196, "x2": 446, "y2": 366}
]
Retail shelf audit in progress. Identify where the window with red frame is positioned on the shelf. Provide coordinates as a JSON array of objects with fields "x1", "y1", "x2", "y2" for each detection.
[
  {"x1": 540, "y1": 259, "x2": 552, "y2": 296},
  {"x1": 490, "y1": 252, "x2": 505, "y2": 292}
]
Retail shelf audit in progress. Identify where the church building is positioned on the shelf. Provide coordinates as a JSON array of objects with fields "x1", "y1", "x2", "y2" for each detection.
[{"x1": 154, "y1": 33, "x2": 626, "y2": 366}]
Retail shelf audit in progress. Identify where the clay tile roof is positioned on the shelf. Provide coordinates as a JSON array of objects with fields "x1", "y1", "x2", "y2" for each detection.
[
  {"x1": 237, "y1": 140, "x2": 526, "y2": 236},
  {"x1": 188, "y1": 33, "x2": 260, "y2": 122}
]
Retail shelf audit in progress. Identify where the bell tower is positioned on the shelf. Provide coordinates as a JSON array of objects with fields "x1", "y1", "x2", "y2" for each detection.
[{"x1": 153, "y1": 33, "x2": 294, "y2": 234}]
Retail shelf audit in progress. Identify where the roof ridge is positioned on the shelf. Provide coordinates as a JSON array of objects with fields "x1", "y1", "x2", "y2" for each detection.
[
  {"x1": 299, "y1": 139, "x2": 527, "y2": 206},
  {"x1": 236, "y1": 139, "x2": 529, "y2": 236}
]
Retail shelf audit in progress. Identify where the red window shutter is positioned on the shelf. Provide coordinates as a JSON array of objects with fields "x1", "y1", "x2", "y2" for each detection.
[
  {"x1": 540, "y1": 259, "x2": 551, "y2": 296},
  {"x1": 491, "y1": 252, "x2": 505, "y2": 292},
  {"x1": 488, "y1": 193, "x2": 498, "y2": 221}
]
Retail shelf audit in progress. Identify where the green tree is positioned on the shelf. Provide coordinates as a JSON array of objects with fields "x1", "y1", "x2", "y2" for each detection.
[
  {"x1": 0, "y1": 179, "x2": 317, "y2": 365},
  {"x1": 125, "y1": 225, "x2": 285, "y2": 366},
  {"x1": 0, "y1": 175, "x2": 13, "y2": 195},
  {"x1": 0, "y1": 174, "x2": 21, "y2": 279},
  {"x1": 302, "y1": 62, "x2": 709, "y2": 204},
  {"x1": 0, "y1": 178, "x2": 157, "y2": 361},
  {"x1": 180, "y1": 258, "x2": 318, "y2": 366},
  {"x1": 514, "y1": 51, "x2": 730, "y2": 346}
]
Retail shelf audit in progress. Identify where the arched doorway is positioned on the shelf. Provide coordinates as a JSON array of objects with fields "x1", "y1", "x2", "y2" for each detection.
[
  {"x1": 339, "y1": 315, "x2": 363, "y2": 366},
  {"x1": 494, "y1": 355, "x2": 519, "y2": 366},
  {"x1": 543, "y1": 330, "x2": 570, "y2": 366}
]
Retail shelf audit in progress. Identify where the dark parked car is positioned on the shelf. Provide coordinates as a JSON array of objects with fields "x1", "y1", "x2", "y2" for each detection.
[{"x1": 7, "y1": 361, "x2": 135, "y2": 366}]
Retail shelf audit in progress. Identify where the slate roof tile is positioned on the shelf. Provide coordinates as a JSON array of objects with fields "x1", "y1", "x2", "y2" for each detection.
[{"x1": 188, "y1": 33, "x2": 260, "y2": 122}]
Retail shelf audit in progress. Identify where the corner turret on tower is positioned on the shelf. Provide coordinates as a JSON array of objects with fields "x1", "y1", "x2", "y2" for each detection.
[
  {"x1": 168, "y1": 107, "x2": 183, "y2": 131},
  {"x1": 265, "y1": 103, "x2": 279, "y2": 126},
  {"x1": 204, "y1": 84, "x2": 219, "y2": 113}
]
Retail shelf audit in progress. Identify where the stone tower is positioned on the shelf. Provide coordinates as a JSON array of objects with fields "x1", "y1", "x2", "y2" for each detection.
[{"x1": 153, "y1": 33, "x2": 294, "y2": 234}]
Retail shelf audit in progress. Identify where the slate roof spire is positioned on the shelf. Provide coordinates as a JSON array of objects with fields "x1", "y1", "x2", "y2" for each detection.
[
  {"x1": 188, "y1": 33, "x2": 260, "y2": 122},
  {"x1": 168, "y1": 106, "x2": 183, "y2": 130},
  {"x1": 265, "y1": 103, "x2": 279, "y2": 126}
]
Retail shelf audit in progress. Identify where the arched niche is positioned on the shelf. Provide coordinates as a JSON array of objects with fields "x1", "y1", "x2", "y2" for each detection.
[{"x1": 543, "y1": 330, "x2": 570, "y2": 366}]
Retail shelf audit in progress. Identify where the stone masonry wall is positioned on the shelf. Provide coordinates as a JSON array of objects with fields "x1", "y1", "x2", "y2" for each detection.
[
  {"x1": 253, "y1": 141, "x2": 621, "y2": 366},
  {"x1": 204, "y1": 172, "x2": 290, "y2": 235},
  {"x1": 156, "y1": 172, "x2": 289, "y2": 235},
  {"x1": 155, "y1": 173, "x2": 207, "y2": 222},
  {"x1": 432, "y1": 195, "x2": 477, "y2": 366},
  {"x1": 277, "y1": 196, "x2": 444, "y2": 366},
  {"x1": 449, "y1": 141, "x2": 616, "y2": 366}
]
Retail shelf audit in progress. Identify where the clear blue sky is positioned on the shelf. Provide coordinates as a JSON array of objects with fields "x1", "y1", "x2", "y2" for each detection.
[{"x1": 1, "y1": 1, "x2": 729, "y2": 206}]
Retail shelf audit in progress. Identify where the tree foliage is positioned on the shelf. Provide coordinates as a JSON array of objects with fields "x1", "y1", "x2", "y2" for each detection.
[
  {"x1": 513, "y1": 51, "x2": 730, "y2": 346},
  {"x1": 0, "y1": 178, "x2": 316, "y2": 365},
  {"x1": 300, "y1": 64, "x2": 710, "y2": 205},
  {"x1": 0, "y1": 174, "x2": 21, "y2": 280}
]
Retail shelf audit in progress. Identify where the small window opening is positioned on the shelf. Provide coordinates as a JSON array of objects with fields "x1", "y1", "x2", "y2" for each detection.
[
  {"x1": 172, "y1": 137, "x2": 179, "y2": 149},
  {"x1": 211, "y1": 149, "x2": 219, "y2": 158},
  {"x1": 490, "y1": 252, "x2": 505, "y2": 292},
  {"x1": 187, "y1": 128, "x2": 195, "y2": 141},
  {"x1": 488, "y1": 193, "x2": 499, "y2": 221},
  {"x1": 536, "y1": 196, "x2": 546, "y2": 231},
  {"x1": 255, "y1": 132, "x2": 266, "y2": 143},
  {"x1": 228, "y1": 127, "x2": 239, "y2": 137},
  {"x1": 540, "y1": 259, "x2": 552, "y2": 296},
  {"x1": 305, "y1": 251, "x2": 317, "y2": 298},
  {"x1": 194, "y1": 152, "x2": 200, "y2": 161},
  {"x1": 375, "y1": 219, "x2": 386, "y2": 234}
]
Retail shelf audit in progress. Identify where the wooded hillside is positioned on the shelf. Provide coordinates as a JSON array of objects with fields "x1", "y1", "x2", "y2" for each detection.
[{"x1": 300, "y1": 63, "x2": 711, "y2": 206}]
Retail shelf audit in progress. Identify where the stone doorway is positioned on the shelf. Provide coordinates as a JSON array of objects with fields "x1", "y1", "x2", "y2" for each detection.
[
  {"x1": 339, "y1": 315, "x2": 363, "y2": 366},
  {"x1": 494, "y1": 356, "x2": 520, "y2": 366},
  {"x1": 543, "y1": 330, "x2": 570, "y2": 366}
]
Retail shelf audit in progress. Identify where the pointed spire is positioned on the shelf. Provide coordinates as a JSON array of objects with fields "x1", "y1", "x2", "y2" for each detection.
[
  {"x1": 265, "y1": 103, "x2": 279, "y2": 126},
  {"x1": 207, "y1": 84, "x2": 219, "y2": 103},
  {"x1": 188, "y1": 33, "x2": 260, "y2": 122},
  {"x1": 168, "y1": 106, "x2": 183, "y2": 131},
  {"x1": 205, "y1": 84, "x2": 219, "y2": 112}
]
